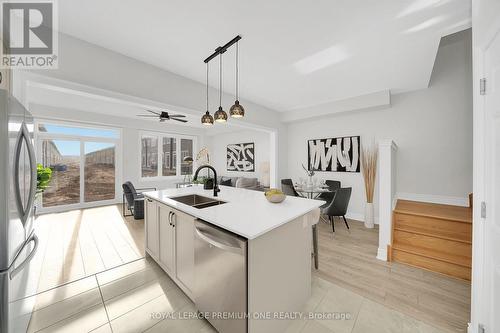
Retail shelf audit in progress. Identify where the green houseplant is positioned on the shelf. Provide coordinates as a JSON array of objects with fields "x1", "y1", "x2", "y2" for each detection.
[
  {"x1": 36, "y1": 164, "x2": 52, "y2": 194},
  {"x1": 34, "y1": 164, "x2": 52, "y2": 214}
]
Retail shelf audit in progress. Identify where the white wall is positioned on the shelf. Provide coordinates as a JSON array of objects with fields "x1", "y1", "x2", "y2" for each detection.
[
  {"x1": 206, "y1": 130, "x2": 271, "y2": 185},
  {"x1": 286, "y1": 29, "x2": 473, "y2": 221},
  {"x1": 30, "y1": 104, "x2": 208, "y2": 191},
  {"x1": 19, "y1": 32, "x2": 287, "y2": 184}
]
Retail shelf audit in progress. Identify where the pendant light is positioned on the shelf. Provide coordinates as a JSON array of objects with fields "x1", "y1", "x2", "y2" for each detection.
[
  {"x1": 201, "y1": 62, "x2": 214, "y2": 125},
  {"x1": 230, "y1": 41, "x2": 245, "y2": 118},
  {"x1": 213, "y1": 53, "x2": 228, "y2": 123}
]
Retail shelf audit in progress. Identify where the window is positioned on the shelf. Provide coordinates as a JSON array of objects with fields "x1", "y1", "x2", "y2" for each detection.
[
  {"x1": 181, "y1": 138, "x2": 194, "y2": 175},
  {"x1": 162, "y1": 137, "x2": 176, "y2": 176},
  {"x1": 140, "y1": 133, "x2": 195, "y2": 178},
  {"x1": 36, "y1": 121, "x2": 121, "y2": 211},
  {"x1": 84, "y1": 142, "x2": 116, "y2": 202},
  {"x1": 141, "y1": 136, "x2": 158, "y2": 178}
]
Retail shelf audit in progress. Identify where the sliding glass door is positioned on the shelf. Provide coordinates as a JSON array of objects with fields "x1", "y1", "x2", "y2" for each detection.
[
  {"x1": 41, "y1": 139, "x2": 81, "y2": 207},
  {"x1": 84, "y1": 142, "x2": 116, "y2": 203},
  {"x1": 36, "y1": 122, "x2": 121, "y2": 212}
]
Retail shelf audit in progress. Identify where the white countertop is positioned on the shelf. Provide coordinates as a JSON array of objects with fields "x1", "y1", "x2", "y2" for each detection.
[{"x1": 143, "y1": 185, "x2": 324, "y2": 239}]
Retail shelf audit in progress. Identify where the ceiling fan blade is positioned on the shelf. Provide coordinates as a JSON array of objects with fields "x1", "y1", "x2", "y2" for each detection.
[
  {"x1": 171, "y1": 118, "x2": 188, "y2": 123},
  {"x1": 137, "y1": 114, "x2": 159, "y2": 117},
  {"x1": 146, "y1": 109, "x2": 162, "y2": 115},
  {"x1": 168, "y1": 114, "x2": 186, "y2": 118}
]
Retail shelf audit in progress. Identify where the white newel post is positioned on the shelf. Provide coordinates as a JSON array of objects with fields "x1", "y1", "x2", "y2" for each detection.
[{"x1": 377, "y1": 140, "x2": 397, "y2": 261}]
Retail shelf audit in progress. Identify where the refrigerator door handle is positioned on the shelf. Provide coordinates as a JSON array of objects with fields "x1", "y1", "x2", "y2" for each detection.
[
  {"x1": 13, "y1": 122, "x2": 37, "y2": 226},
  {"x1": 26, "y1": 122, "x2": 38, "y2": 218},
  {"x1": 8, "y1": 232, "x2": 39, "y2": 280}
]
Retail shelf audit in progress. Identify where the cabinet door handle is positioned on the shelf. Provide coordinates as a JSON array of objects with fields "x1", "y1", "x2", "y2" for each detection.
[
  {"x1": 171, "y1": 212, "x2": 176, "y2": 227},
  {"x1": 147, "y1": 198, "x2": 153, "y2": 203},
  {"x1": 168, "y1": 211, "x2": 173, "y2": 226}
]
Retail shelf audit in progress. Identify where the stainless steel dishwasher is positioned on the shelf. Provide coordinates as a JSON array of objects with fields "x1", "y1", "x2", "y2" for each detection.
[{"x1": 194, "y1": 219, "x2": 247, "y2": 333}]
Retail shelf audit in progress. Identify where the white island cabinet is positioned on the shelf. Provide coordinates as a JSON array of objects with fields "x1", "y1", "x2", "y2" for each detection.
[
  {"x1": 144, "y1": 185, "x2": 323, "y2": 333},
  {"x1": 145, "y1": 198, "x2": 159, "y2": 259},
  {"x1": 145, "y1": 197, "x2": 195, "y2": 296}
]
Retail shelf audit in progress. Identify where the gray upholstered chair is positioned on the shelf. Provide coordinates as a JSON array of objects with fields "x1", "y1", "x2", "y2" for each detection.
[
  {"x1": 122, "y1": 182, "x2": 156, "y2": 220},
  {"x1": 281, "y1": 179, "x2": 301, "y2": 197},
  {"x1": 321, "y1": 187, "x2": 352, "y2": 233},
  {"x1": 325, "y1": 180, "x2": 341, "y2": 190},
  {"x1": 318, "y1": 180, "x2": 341, "y2": 208}
]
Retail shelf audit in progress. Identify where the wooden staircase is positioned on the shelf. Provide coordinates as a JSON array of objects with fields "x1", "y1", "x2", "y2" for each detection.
[{"x1": 390, "y1": 199, "x2": 472, "y2": 280}]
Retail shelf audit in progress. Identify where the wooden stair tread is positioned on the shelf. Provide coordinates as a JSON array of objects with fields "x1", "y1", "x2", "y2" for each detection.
[
  {"x1": 394, "y1": 200, "x2": 472, "y2": 223},
  {"x1": 391, "y1": 249, "x2": 471, "y2": 281},
  {"x1": 391, "y1": 199, "x2": 472, "y2": 280},
  {"x1": 392, "y1": 243, "x2": 471, "y2": 268},
  {"x1": 393, "y1": 226, "x2": 472, "y2": 244}
]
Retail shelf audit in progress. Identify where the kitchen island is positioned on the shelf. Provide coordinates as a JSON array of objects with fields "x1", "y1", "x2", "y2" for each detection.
[{"x1": 143, "y1": 185, "x2": 323, "y2": 333}]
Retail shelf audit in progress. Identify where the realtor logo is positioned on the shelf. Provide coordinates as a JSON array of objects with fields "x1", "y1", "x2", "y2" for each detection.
[{"x1": 1, "y1": 0, "x2": 58, "y2": 68}]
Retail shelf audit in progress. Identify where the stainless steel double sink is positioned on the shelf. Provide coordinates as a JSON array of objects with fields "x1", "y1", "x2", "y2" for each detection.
[{"x1": 169, "y1": 194, "x2": 226, "y2": 209}]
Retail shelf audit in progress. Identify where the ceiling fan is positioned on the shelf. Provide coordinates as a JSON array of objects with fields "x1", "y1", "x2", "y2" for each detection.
[{"x1": 137, "y1": 110, "x2": 188, "y2": 123}]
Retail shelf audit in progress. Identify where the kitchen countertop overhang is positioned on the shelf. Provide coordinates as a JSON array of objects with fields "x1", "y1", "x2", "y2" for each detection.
[{"x1": 143, "y1": 185, "x2": 324, "y2": 239}]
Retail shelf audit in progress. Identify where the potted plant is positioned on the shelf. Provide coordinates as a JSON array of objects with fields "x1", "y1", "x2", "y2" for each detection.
[
  {"x1": 361, "y1": 144, "x2": 377, "y2": 228},
  {"x1": 35, "y1": 164, "x2": 52, "y2": 214},
  {"x1": 192, "y1": 176, "x2": 214, "y2": 190}
]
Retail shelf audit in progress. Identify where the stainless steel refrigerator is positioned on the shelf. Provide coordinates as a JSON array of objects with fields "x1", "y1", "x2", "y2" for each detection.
[{"x1": 1, "y1": 69, "x2": 41, "y2": 333}]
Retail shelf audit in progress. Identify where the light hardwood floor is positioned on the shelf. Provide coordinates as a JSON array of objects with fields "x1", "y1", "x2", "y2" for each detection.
[
  {"x1": 314, "y1": 218, "x2": 471, "y2": 332},
  {"x1": 34, "y1": 205, "x2": 144, "y2": 293}
]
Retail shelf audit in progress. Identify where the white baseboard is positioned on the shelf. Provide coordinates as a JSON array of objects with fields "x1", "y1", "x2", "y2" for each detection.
[
  {"x1": 376, "y1": 247, "x2": 387, "y2": 261},
  {"x1": 396, "y1": 192, "x2": 469, "y2": 207},
  {"x1": 345, "y1": 212, "x2": 365, "y2": 222},
  {"x1": 345, "y1": 212, "x2": 379, "y2": 225}
]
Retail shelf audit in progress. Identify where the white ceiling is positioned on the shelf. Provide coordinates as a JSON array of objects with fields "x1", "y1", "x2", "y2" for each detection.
[{"x1": 57, "y1": 0, "x2": 471, "y2": 112}]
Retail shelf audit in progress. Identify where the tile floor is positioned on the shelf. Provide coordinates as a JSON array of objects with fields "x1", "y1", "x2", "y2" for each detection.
[{"x1": 14, "y1": 257, "x2": 449, "y2": 333}]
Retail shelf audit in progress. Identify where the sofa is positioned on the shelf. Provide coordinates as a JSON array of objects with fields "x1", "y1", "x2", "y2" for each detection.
[{"x1": 217, "y1": 176, "x2": 263, "y2": 191}]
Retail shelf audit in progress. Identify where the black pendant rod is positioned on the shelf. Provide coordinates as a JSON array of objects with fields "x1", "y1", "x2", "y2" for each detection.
[{"x1": 204, "y1": 35, "x2": 241, "y2": 63}]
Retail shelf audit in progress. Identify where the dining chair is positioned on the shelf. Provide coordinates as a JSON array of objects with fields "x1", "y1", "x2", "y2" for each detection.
[
  {"x1": 321, "y1": 187, "x2": 352, "y2": 233},
  {"x1": 325, "y1": 180, "x2": 341, "y2": 190},
  {"x1": 318, "y1": 180, "x2": 341, "y2": 205},
  {"x1": 281, "y1": 179, "x2": 301, "y2": 197}
]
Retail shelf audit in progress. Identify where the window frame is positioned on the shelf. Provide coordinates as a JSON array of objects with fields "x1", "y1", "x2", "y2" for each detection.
[{"x1": 139, "y1": 131, "x2": 197, "y2": 181}]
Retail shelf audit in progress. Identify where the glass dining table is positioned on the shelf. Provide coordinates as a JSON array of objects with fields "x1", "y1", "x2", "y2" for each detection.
[{"x1": 294, "y1": 185, "x2": 335, "y2": 199}]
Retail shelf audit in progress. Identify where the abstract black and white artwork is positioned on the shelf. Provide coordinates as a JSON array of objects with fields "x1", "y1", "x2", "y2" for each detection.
[
  {"x1": 307, "y1": 136, "x2": 360, "y2": 172},
  {"x1": 227, "y1": 142, "x2": 255, "y2": 172}
]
